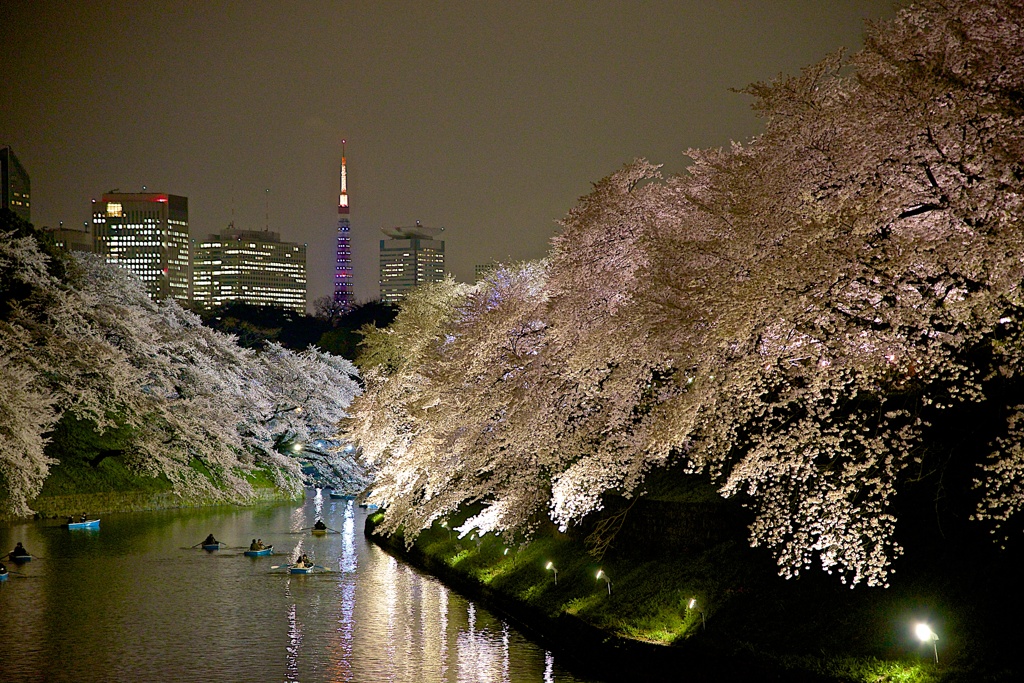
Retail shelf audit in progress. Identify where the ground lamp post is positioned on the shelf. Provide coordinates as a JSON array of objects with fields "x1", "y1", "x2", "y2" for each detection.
[
  {"x1": 546, "y1": 561, "x2": 558, "y2": 586},
  {"x1": 596, "y1": 569, "x2": 612, "y2": 595},
  {"x1": 689, "y1": 598, "x2": 705, "y2": 630},
  {"x1": 915, "y1": 623, "x2": 939, "y2": 664}
]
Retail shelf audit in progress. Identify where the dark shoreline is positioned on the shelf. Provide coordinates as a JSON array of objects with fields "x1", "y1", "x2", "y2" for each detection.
[{"x1": 1, "y1": 487, "x2": 302, "y2": 524}]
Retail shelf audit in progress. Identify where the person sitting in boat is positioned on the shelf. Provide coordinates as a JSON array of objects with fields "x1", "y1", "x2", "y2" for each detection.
[
  {"x1": 0, "y1": 561, "x2": 7, "y2": 574},
  {"x1": 256, "y1": 539, "x2": 265, "y2": 550},
  {"x1": 297, "y1": 553, "x2": 311, "y2": 567},
  {"x1": 203, "y1": 533, "x2": 218, "y2": 546},
  {"x1": 11, "y1": 542, "x2": 28, "y2": 558},
  {"x1": 249, "y1": 539, "x2": 259, "y2": 551},
  {"x1": 313, "y1": 519, "x2": 327, "y2": 531},
  {"x1": 80, "y1": 512, "x2": 88, "y2": 522},
  {"x1": 66, "y1": 516, "x2": 74, "y2": 525}
]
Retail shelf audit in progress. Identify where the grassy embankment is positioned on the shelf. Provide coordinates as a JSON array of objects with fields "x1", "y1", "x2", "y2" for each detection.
[
  {"x1": 366, "y1": 473, "x2": 1021, "y2": 683},
  {"x1": 11, "y1": 415, "x2": 301, "y2": 520}
]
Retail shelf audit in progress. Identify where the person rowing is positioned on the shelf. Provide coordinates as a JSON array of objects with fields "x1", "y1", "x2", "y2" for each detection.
[
  {"x1": 203, "y1": 533, "x2": 219, "y2": 546},
  {"x1": 9, "y1": 541, "x2": 29, "y2": 559},
  {"x1": 313, "y1": 519, "x2": 327, "y2": 531},
  {"x1": 249, "y1": 539, "x2": 260, "y2": 551}
]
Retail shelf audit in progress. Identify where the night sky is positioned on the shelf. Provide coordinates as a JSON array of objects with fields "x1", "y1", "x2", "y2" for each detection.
[{"x1": 1, "y1": 1, "x2": 896, "y2": 308}]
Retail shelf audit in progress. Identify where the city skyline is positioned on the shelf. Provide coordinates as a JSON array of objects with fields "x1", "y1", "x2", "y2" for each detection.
[{"x1": 1, "y1": 1, "x2": 896, "y2": 306}]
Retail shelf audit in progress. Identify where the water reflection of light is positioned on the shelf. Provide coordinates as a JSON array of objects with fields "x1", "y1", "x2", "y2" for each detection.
[
  {"x1": 333, "y1": 577, "x2": 356, "y2": 681},
  {"x1": 502, "y1": 623, "x2": 510, "y2": 681},
  {"x1": 340, "y1": 501, "x2": 355, "y2": 573},
  {"x1": 290, "y1": 505, "x2": 306, "y2": 531},
  {"x1": 544, "y1": 651, "x2": 555, "y2": 683},
  {"x1": 454, "y1": 601, "x2": 510, "y2": 683},
  {"x1": 384, "y1": 555, "x2": 399, "y2": 676},
  {"x1": 286, "y1": 588, "x2": 302, "y2": 682},
  {"x1": 439, "y1": 583, "x2": 449, "y2": 680},
  {"x1": 313, "y1": 488, "x2": 323, "y2": 519}
]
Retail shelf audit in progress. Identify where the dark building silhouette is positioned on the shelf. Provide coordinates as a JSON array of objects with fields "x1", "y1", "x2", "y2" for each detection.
[{"x1": 1, "y1": 146, "x2": 31, "y2": 223}]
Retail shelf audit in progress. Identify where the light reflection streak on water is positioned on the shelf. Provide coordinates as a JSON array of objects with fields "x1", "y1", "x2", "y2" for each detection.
[
  {"x1": 334, "y1": 576, "x2": 355, "y2": 681},
  {"x1": 384, "y1": 555, "x2": 399, "y2": 678},
  {"x1": 439, "y1": 584, "x2": 449, "y2": 680},
  {"x1": 502, "y1": 623, "x2": 510, "y2": 682},
  {"x1": 313, "y1": 488, "x2": 323, "y2": 520},
  {"x1": 290, "y1": 503, "x2": 307, "y2": 531},
  {"x1": 340, "y1": 501, "x2": 355, "y2": 573},
  {"x1": 454, "y1": 601, "x2": 510, "y2": 683},
  {"x1": 286, "y1": 583, "x2": 302, "y2": 682},
  {"x1": 544, "y1": 652, "x2": 555, "y2": 683}
]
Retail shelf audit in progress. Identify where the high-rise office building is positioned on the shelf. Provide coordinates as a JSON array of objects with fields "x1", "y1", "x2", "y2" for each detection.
[
  {"x1": 333, "y1": 140, "x2": 353, "y2": 312},
  {"x1": 93, "y1": 192, "x2": 190, "y2": 303},
  {"x1": 1, "y1": 146, "x2": 31, "y2": 223},
  {"x1": 379, "y1": 222, "x2": 445, "y2": 304},
  {"x1": 193, "y1": 226, "x2": 307, "y2": 313}
]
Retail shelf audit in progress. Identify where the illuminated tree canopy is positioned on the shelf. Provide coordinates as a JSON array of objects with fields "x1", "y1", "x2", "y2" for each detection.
[
  {"x1": 347, "y1": 0, "x2": 1024, "y2": 586},
  {"x1": 0, "y1": 219, "x2": 362, "y2": 516}
]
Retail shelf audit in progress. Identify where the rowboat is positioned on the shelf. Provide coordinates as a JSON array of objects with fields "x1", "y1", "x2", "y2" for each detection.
[
  {"x1": 67, "y1": 519, "x2": 100, "y2": 530},
  {"x1": 328, "y1": 492, "x2": 353, "y2": 500},
  {"x1": 289, "y1": 564, "x2": 313, "y2": 574},
  {"x1": 0, "y1": 572, "x2": 7, "y2": 581},
  {"x1": 311, "y1": 528, "x2": 328, "y2": 536},
  {"x1": 202, "y1": 543, "x2": 222, "y2": 551},
  {"x1": 8, "y1": 554, "x2": 30, "y2": 563},
  {"x1": 244, "y1": 545, "x2": 273, "y2": 557}
]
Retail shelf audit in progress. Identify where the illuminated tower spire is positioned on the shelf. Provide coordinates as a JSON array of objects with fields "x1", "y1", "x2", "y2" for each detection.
[
  {"x1": 333, "y1": 139, "x2": 353, "y2": 311},
  {"x1": 339, "y1": 140, "x2": 349, "y2": 213}
]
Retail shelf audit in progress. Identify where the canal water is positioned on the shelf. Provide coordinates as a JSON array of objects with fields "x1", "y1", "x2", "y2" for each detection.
[{"x1": 0, "y1": 490, "x2": 599, "y2": 683}]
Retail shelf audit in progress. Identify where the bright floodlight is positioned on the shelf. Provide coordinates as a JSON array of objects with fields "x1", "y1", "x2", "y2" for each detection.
[
  {"x1": 545, "y1": 561, "x2": 558, "y2": 585},
  {"x1": 546, "y1": 561, "x2": 553, "y2": 570},
  {"x1": 915, "y1": 622, "x2": 939, "y2": 664},
  {"x1": 689, "y1": 598, "x2": 705, "y2": 629}
]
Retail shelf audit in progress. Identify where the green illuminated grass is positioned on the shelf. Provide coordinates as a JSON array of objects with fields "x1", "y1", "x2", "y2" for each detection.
[{"x1": 366, "y1": 504, "x2": 970, "y2": 682}]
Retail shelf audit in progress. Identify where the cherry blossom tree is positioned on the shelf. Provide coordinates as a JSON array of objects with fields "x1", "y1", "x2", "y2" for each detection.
[
  {"x1": 0, "y1": 228, "x2": 362, "y2": 516},
  {"x1": 346, "y1": 0, "x2": 1024, "y2": 587}
]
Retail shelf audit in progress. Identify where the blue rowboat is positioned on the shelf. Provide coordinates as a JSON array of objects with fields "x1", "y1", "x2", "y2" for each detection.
[
  {"x1": 0, "y1": 572, "x2": 7, "y2": 581},
  {"x1": 8, "y1": 553, "x2": 30, "y2": 563},
  {"x1": 288, "y1": 564, "x2": 313, "y2": 574},
  {"x1": 243, "y1": 545, "x2": 273, "y2": 557},
  {"x1": 67, "y1": 519, "x2": 100, "y2": 530},
  {"x1": 202, "y1": 543, "x2": 222, "y2": 551},
  {"x1": 328, "y1": 492, "x2": 352, "y2": 500}
]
